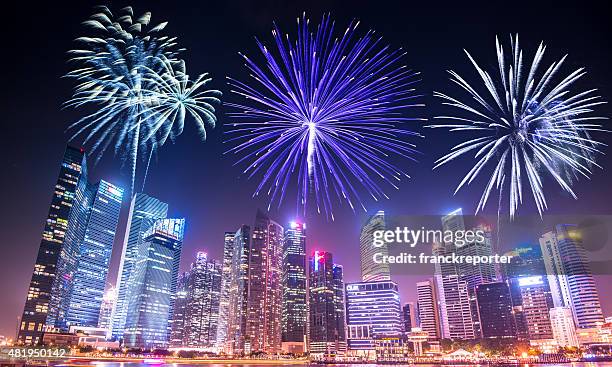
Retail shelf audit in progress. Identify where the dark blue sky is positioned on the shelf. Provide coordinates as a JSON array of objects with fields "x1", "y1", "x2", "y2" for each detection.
[{"x1": 1, "y1": 0, "x2": 611, "y2": 338}]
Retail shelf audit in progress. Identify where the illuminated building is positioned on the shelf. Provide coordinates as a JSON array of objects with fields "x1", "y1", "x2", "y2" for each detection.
[
  {"x1": 360, "y1": 210, "x2": 391, "y2": 282},
  {"x1": 308, "y1": 251, "x2": 346, "y2": 355},
  {"x1": 402, "y1": 303, "x2": 416, "y2": 332},
  {"x1": 170, "y1": 252, "x2": 222, "y2": 349},
  {"x1": 98, "y1": 287, "x2": 117, "y2": 336},
  {"x1": 216, "y1": 231, "x2": 235, "y2": 350},
  {"x1": 502, "y1": 245, "x2": 552, "y2": 340},
  {"x1": 245, "y1": 210, "x2": 283, "y2": 354},
  {"x1": 345, "y1": 281, "x2": 403, "y2": 354},
  {"x1": 111, "y1": 193, "x2": 168, "y2": 340},
  {"x1": 123, "y1": 218, "x2": 185, "y2": 348},
  {"x1": 540, "y1": 224, "x2": 604, "y2": 328},
  {"x1": 416, "y1": 279, "x2": 441, "y2": 340},
  {"x1": 226, "y1": 225, "x2": 250, "y2": 355},
  {"x1": 475, "y1": 282, "x2": 516, "y2": 338},
  {"x1": 65, "y1": 180, "x2": 123, "y2": 328},
  {"x1": 19, "y1": 146, "x2": 124, "y2": 345},
  {"x1": 518, "y1": 275, "x2": 553, "y2": 340},
  {"x1": 282, "y1": 221, "x2": 307, "y2": 354},
  {"x1": 549, "y1": 306, "x2": 578, "y2": 347}
]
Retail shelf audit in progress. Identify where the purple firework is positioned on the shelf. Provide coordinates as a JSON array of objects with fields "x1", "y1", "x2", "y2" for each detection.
[{"x1": 226, "y1": 14, "x2": 424, "y2": 219}]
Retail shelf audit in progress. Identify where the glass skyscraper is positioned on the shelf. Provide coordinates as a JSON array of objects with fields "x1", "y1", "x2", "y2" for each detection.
[
  {"x1": 123, "y1": 218, "x2": 185, "y2": 348},
  {"x1": 308, "y1": 251, "x2": 346, "y2": 356},
  {"x1": 281, "y1": 221, "x2": 307, "y2": 354},
  {"x1": 416, "y1": 279, "x2": 440, "y2": 340},
  {"x1": 216, "y1": 231, "x2": 235, "y2": 350},
  {"x1": 359, "y1": 211, "x2": 391, "y2": 282},
  {"x1": 475, "y1": 282, "x2": 516, "y2": 338},
  {"x1": 111, "y1": 193, "x2": 168, "y2": 340},
  {"x1": 170, "y1": 252, "x2": 222, "y2": 349},
  {"x1": 226, "y1": 225, "x2": 250, "y2": 355},
  {"x1": 19, "y1": 146, "x2": 88, "y2": 345},
  {"x1": 65, "y1": 180, "x2": 123, "y2": 328},
  {"x1": 345, "y1": 281, "x2": 403, "y2": 353}
]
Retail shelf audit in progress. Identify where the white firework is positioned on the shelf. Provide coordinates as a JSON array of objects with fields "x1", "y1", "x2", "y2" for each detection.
[{"x1": 429, "y1": 35, "x2": 607, "y2": 218}]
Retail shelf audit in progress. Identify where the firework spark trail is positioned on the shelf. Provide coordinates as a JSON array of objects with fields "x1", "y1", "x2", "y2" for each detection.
[
  {"x1": 428, "y1": 35, "x2": 608, "y2": 218},
  {"x1": 226, "y1": 14, "x2": 424, "y2": 220},
  {"x1": 65, "y1": 6, "x2": 220, "y2": 194}
]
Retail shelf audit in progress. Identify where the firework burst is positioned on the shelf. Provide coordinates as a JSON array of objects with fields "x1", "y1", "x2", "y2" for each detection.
[
  {"x1": 65, "y1": 6, "x2": 220, "y2": 193},
  {"x1": 226, "y1": 14, "x2": 424, "y2": 219},
  {"x1": 429, "y1": 35, "x2": 607, "y2": 218}
]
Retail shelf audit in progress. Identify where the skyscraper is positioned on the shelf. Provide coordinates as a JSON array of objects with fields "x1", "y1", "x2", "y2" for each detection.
[
  {"x1": 18, "y1": 146, "x2": 90, "y2": 344},
  {"x1": 502, "y1": 245, "x2": 552, "y2": 340},
  {"x1": 416, "y1": 279, "x2": 440, "y2": 340},
  {"x1": 402, "y1": 303, "x2": 416, "y2": 332},
  {"x1": 226, "y1": 225, "x2": 250, "y2": 355},
  {"x1": 216, "y1": 231, "x2": 235, "y2": 351},
  {"x1": 65, "y1": 180, "x2": 123, "y2": 328},
  {"x1": 308, "y1": 251, "x2": 346, "y2": 356},
  {"x1": 549, "y1": 307, "x2": 578, "y2": 347},
  {"x1": 360, "y1": 211, "x2": 391, "y2": 282},
  {"x1": 345, "y1": 281, "x2": 403, "y2": 353},
  {"x1": 282, "y1": 221, "x2": 307, "y2": 354},
  {"x1": 123, "y1": 218, "x2": 185, "y2": 348},
  {"x1": 170, "y1": 252, "x2": 222, "y2": 349},
  {"x1": 98, "y1": 287, "x2": 117, "y2": 336},
  {"x1": 111, "y1": 193, "x2": 168, "y2": 340},
  {"x1": 475, "y1": 282, "x2": 516, "y2": 338},
  {"x1": 245, "y1": 211, "x2": 283, "y2": 354},
  {"x1": 517, "y1": 276, "x2": 553, "y2": 340},
  {"x1": 540, "y1": 224, "x2": 604, "y2": 328}
]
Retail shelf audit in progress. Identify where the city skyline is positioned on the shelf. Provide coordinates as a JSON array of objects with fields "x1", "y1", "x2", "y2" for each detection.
[{"x1": 2, "y1": 0, "x2": 612, "y2": 341}]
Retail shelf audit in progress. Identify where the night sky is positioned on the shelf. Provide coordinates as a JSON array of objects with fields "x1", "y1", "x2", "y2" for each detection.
[{"x1": 1, "y1": 1, "x2": 611, "y2": 339}]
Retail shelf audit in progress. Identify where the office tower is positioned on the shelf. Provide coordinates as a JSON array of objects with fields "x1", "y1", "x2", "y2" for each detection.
[
  {"x1": 475, "y1": 282, "x2": 516, "y2": 338},
  {"x1": 19, "y1": 146, "x2": 90, "y2": 345},
  {"x1": 244, "y1": 210, "x2": 283, "y2": 354},
  {"x1": 226, "y1": 225, "x2": 250, "y2": 355},
  {"x1": 345, "y1": 281, "x2": 403, "y2": 353},
  {"x1": 360, "y1": 211, "x2": 391, "y2": 282},
  {"x1": 111, "y1": 193, "x2": 168, "y2": 340},
  {"x1": 416, "y1": 279, "x2": 440, "y2": 340},
  {"x1": 169, "y1": 274, "x2": 188, "y2": 347},
  {"x1": 549, "y1": 307, "x2": 578, "y2": 347},
  {"x1": 170, "y1": 252, "x2": 222, "y2": 349},
  {"x1": 282, "y1": 221, "x2": 307, "y2": 354},
  {"x1": 308, "y1": 251, "x2": 346, "y2": 355},
  {"x1": 98, "y1": 287, "x2": 117, "y2": 335},
  {"x1": 502, "y1": 245, "x2": 552, "y2": 340},
  {"x1": 517, "y1": 276, "x2": 553, "y2": 340},
  {"x1": 123, "y1": 218, "x2": 185, "y2": 348},
  {"x1": 402, "y1": 303, "x2": 417, "y2": 332},
  {"x1": 540, "y1": 224, "x2": 604, "y2": 328},
  {"x1": 216, "y1": 231, "x2": 235, "y2": 350},
  {"x1": 65, "y1": 180, "x2": 123, "y2": 328}
]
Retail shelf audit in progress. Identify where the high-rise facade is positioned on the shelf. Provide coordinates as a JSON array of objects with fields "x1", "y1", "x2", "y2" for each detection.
[
  {"x1": 416, "y1": 279, "x2": 440, "y2": 340},
  {"x1": 281, "y1": 221, "x2": 307, "y2": 354},
  {"x1": 517, "y1": 275, "x2": 553, "y2": 340},
  {"x1": 111, "y1": 193, "x2": 168, "y2": 340},
  {"x1": 308, "y1": 251, "x2": 346, "y2": 355},
  {"x1": 98, "y1": 287, "x2": 117, "y2": 336},
  {"x1": 19, "y1": 146, "x2": 123, "y2": 345},
  {"x1": 345, "y1": 281, "x2": 403, "y2": 353},
  {"x1": 540, "y1": 224, "x2": 604, "y2": 328},
  {"x1": 475, "y1": 282, "x2": 516, "y2": 338},
  {"x1": 226, "y1": 225, "x2": 250, "y2": 355},
  {"x1": 123, "y1": 218, "x2": 185, "y2": 348},
  {"x1": 549, "y1": 307, "x2": 578, "y2": 347},
  {"x1": 360, "y1": 211, "x2": 391, "y2": 282},
  {"x1": 402, "y1": 303, "x2": 416, "y2": 332},
  {"x1": 216, "y1": 231, "x2": 235, "y2": 350},
  {"x1": 65, "y1": 180, "x2": 124, "y2": 328},
  {"x1": 170, "y1": 252, "x2": 222, "y2": 349},
  {"x1": 245, "y1": 211, "x2": 283, "y2": 354}
]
